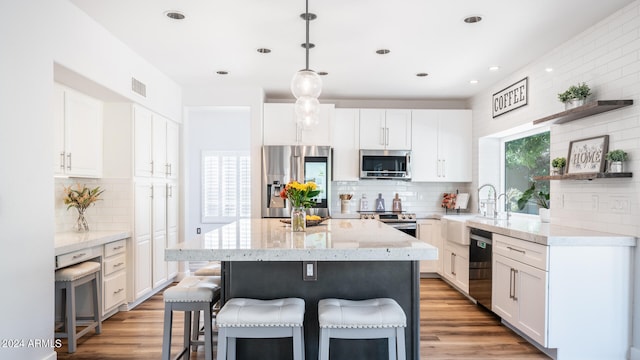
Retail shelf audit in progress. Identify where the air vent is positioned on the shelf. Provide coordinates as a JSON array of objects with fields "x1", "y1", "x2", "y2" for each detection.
[{"x1": 131, "y1": 77, "x2": 147, "y2": 97}]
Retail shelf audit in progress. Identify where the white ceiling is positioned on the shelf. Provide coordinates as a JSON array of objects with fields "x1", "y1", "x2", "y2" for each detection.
[{"x1": 70, "y1": 0, "x2": 634, "y2": 101}]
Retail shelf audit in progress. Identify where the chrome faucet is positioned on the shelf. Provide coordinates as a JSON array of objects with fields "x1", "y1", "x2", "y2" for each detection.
[
  {"x1": 497, "y1": 192, "x2": 511, "y2": 221},
  {"x1": 477, "y1": 184, "x2": 497, "y2": 218}
]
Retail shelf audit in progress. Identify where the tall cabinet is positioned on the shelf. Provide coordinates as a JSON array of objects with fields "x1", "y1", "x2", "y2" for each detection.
[{"x1": 104, "y1": 102, "x2": 180, "y2": 304}]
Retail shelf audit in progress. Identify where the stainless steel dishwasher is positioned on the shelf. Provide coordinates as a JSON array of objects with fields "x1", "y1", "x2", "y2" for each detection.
[{"x1": 468, "y1": 228, "x2": 493, "y2": 309}]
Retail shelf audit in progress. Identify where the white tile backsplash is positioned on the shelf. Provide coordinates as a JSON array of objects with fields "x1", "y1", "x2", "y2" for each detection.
[{"x1": 55, "y1": 178, "x2": 132, "y2": 233}]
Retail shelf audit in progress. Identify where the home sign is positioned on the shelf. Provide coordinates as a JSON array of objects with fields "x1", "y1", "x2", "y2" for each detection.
[{"x1": 492, "y1": 77, "x2": 528, "y2": 118}]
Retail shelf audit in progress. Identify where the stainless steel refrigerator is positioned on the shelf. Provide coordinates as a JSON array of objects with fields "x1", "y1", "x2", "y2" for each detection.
[{"x1": 262, "y1": 145, "x2": 331, "y2": 218}]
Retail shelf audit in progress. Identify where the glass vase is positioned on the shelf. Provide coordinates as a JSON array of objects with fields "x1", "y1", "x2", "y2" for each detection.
[
  {"x1": 291, "y1": 206, "x2": 306, "y2": 232},
  {"x1": 74, "y1": 208, "x2": 90, "y2": 232}
]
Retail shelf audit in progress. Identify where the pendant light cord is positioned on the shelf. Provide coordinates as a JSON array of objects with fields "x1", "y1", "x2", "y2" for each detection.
[{"x1": 305, "y1": 0, "x2": 310, "y2": 70}]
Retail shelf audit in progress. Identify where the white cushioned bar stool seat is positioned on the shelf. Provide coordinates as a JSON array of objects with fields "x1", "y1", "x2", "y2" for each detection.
[
  {"x1": 193, "y1": 261, "x2": 222, "y2": 276},
  {"x1": 55, "y1": 261, "x2": 102, "y2": 354},
  {"x1": 216, "y1": 298, "x2": 305, "y2": 360},
  {"x1": 162, "y1": 276, "x2": 221, "y2": 360},
  {"x1": 318, "y1": 298, "x2": 407, "y2": 360}
]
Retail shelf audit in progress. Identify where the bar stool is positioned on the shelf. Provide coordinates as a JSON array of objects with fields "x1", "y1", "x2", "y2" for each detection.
[
  {"x1": 318, "y1": 298, "x2": 406, "y2": 360},
  {"x1": 162, "y1": 276, "x2": 221, "y2": 360},
  {"x1": 54, "y1": 261, "x2": 102, "y2": 353},
  {"x1": 216, "y1": 298, "x2": 305, "y2": 360}
]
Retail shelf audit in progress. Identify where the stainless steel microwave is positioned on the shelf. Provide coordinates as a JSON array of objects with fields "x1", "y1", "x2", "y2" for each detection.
[{"x1": 359, "y1": 149, "x2": 411, "y2": 180}]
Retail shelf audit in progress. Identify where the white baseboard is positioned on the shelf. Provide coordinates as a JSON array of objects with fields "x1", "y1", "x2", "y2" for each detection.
[
  {"x1": 630, "y1": 346, "x2": 640, "y2": 360},
  {"x1": 43, "y1": 350, "x2": 57, "y2": 360}
]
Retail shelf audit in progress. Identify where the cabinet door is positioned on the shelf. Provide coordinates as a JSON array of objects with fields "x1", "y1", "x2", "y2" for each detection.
[
  {"x1": 152, "y1": 183, "x2": 167, "y2": 288},
  {"x1": 515, "y1": 261, "x2": 548, "y2": 346},
  {"x1": 418, "y1": 220, "x2": 442, "y2": 273},
  {"x1": 385, "y1": 109, "x2": 412, "y2": 150},
  {"x1": 64, "y1": 88, "x2": 103, "y2": 177},
  {"x1": 166, "y1": 183, "x2": 178, "y2": 279},
  {"x1": 453, "y1": 251, "x2": 469, "y2": 293},
  {"x1": 166, "y1": 120, "x2": 179, "y2": 180},
  {"x1": 133, "y1": 106, "x2": 153, "y2": 177},
  {"x1": 410, "y1": 110, "x2": 439, "y2": 181},
  {"x1": 263, "y1": 103, "x2": 296, "y2": 145},
  {"x1": 152, "y1": 115, "x2": 167, "y2": 178},
  {"x1": 332, "y1": 109, "x2": 360, "y2": 181},
  {"x1": 134, "y1": 182, "x2": 153, "y2": 299},
  {"x1": 492, "y1": 253, "x2": 518, "y2": 323},
  {"x1": 359, "y1": 109, "x2": 386, "y2": 149},
  {"x1": 438, "y1": 110, "x2": 471, "y2": 181},
  {"x1": 53, "y1": 84, "x2": 65, "y2": 175}
]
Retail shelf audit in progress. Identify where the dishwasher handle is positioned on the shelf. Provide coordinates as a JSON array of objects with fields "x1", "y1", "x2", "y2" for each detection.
[{"x1": 470, "y1": 233, "x2": 492, "y2": 245}]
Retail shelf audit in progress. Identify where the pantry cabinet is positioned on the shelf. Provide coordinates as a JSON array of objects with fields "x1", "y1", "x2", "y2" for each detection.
[
  {"x1": 133, "y1": 105, "x2": 179, "y2": 179},
  {"x1": 53, "y1": 84, "x2": 103, "y2": 177},
  {"x1": 263, "y1": 103, "x2": 335, "y2": 145},
  {"x1": 166, "y1": 182, "x2": 179, "y2": 278},
  {"x1": 359, "y1": 109, "x2": 411, "y2": 150},
  {"x1": 411, "y1": 110, "x2": 471, "y2": 182},
  {"x1": 331, "y1": 109, "x2": 360, "y2": 181},
  {"x1": 417, "y1": 219, "x2": 442, "y2": 274},
  {"x1": 133, "y1": 182, "x2": 153, "y2": 299}
]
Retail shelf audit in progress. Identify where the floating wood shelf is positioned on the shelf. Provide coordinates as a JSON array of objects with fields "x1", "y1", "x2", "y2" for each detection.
[
  {"x1": 532, "y1": 100, "x2": 633, "y2": 125},
  {"x1": 534, "y1": 172, "x2": 632, "y2": 181}
]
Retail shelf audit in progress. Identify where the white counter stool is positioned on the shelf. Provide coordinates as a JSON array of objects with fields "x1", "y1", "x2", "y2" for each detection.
[
  {"x1": 216, "y1": 297, "x2": 305, "y2": 360},
  {"x1": 54, "y1": 261, "x2": 102, "y2": 354},
  {"x1": 193, "y1": 261, "x2": 221, "y2": 276},
  {"x1": 162, "y1": 276, "x2": 221, "y2": 360},
  {"x1": 318, "y1": 298, "x2": 406, "y2": 360}
]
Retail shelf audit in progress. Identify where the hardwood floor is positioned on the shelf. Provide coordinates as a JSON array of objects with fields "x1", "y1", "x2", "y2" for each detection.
[{"x1": 56, "y1": 278, "x2": 550, "y2": 359}]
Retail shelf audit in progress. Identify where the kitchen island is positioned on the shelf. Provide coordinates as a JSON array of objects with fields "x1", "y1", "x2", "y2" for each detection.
[{"x1": 166, "y1": 218, "x2": 437, "y2": 360}]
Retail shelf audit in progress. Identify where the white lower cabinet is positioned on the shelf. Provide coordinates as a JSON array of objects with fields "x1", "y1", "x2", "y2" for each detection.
[
  {"x1": 103, "y1": 239, "x2": 127, "y2": 314},
  {"x1": 442, "y1": 240, "x2": 469, "y2": 293},
  {"x1": 417, "y1": 220, "x2": 442, "y2": 274}
]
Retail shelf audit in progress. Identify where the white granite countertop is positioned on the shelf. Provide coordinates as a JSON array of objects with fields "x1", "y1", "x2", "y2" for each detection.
[
  {"x1": 55, "y1": 230, "x2": 131, "y2": 255},
  {"x1": 166, "y1": 218, "x2": 437, "y2": 262},
  {"x1": 465, "y1": 216, "x2": 636, "y2": 246}
]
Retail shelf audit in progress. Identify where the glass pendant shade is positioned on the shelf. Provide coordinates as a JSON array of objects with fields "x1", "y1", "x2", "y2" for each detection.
[
  {"x1": 291, "y1": 70, "x2": 322, "y2": 99},
  {"x1": 294, "y1": 96, "x2": 320, "y2": 127}
]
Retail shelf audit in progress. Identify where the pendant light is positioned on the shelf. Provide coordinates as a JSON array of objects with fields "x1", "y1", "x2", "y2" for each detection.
[{"x1": 291, "y1": 0, "x2": 322, "y2": 127}]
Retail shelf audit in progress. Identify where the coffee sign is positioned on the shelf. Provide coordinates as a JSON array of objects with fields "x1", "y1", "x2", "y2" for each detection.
[{"x1": 492, "y1": 77, "x2": 528, "y2": 118}]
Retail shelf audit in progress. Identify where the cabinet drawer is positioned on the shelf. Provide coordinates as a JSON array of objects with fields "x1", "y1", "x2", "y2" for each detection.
[
  {"x1": 494, "y1": 234, "x2": 548, "y2": 271},
  {"x1": 104, "y1": 239, "x2": 127, "y2": 257},
  {"x1": 104, "y1": 253, "x2": 127, "y2": 276},
  {"x1": 56, "y1": 247, "x2": 98, "y2": 269},
  {"x1": 104, "y1": 272, "x2": 127, "y2": 311}
]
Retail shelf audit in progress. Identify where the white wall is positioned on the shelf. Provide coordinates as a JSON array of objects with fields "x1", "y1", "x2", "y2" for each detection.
[
  {"x1": 0, "y1": 1, "x2": 56, "y2": 359},
  {"x1": 184, "y1": 107, "x2": 251, "y2": 236},
  {"x1": 469, "y1": 1, "x2": 640, "y2": 356}
]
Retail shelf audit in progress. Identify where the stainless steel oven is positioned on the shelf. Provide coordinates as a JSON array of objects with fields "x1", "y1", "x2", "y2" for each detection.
[
  {"x1": 360, "y1": 212, "x2": 417, "y2": 237},
  {"x1": 469, "y1": 227, "x2": 493, "y2": 309}
]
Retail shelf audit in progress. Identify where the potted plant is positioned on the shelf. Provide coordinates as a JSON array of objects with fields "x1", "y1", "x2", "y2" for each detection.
[
  {"x1": 517, "y1": 183, "x2": 550, "y2": 222},
  {"x1": 551, "y1": 157, "x2": 566, "y2": 175},
  {"x1": 605, "y1": 149, "x2": 628, "y2": 173},
  {"x1": 558, "y1": 82, "x2": 591, "y2": 110}
]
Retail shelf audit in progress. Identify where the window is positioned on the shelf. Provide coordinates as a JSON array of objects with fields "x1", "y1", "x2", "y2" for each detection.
[
  {"x1": 202, "y1": 151, "x2": 251, "y2": 223},
  {"x1": 503, "y1": 130, "x2": 550, "y2": 215}
]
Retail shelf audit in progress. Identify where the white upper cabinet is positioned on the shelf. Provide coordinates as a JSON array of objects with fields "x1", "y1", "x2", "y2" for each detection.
[
  {"x1": 263, "y1": 103, "x2": 334, "y2": 145},
  {"x1": 331, "y1": 109, "x2": 360, "y2": 181},
  {"x1": 359, "y1": 109, "x2": 411, "y2": 150},
  {"x1": 411, "y1": 109, "x2": 471, "y2": 182},
  {"x1": 133, "y1": 105, "x2": 179, "y2": 179},
  {"x1": 53, "y1": 84, "x2": 103, "y2": 177}
]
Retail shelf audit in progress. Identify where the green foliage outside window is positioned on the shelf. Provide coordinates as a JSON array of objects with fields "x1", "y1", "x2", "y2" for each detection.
[{"x1": 505, "y1": 131, "x2": 550, "y2": 214}]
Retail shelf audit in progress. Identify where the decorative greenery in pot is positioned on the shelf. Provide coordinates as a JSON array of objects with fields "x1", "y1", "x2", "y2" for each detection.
[
  {"x1": 517, "y1": 182, "x2": 550, "y2": 210},
  {"x1": 558, "y1": 83, "x2": 591, "y2": 109},
  {"x1": 605, "y1": 149, "x2": 628, "y2": 173},
  {"x1": 551, "y1": 157, "x2": 566, "y2": 175}
]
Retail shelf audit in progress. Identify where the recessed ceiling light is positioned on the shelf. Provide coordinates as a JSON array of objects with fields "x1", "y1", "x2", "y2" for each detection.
[
  {"x1": 416, "y1": 73, "x2": 429, "y2": 77},
  {"x1": 257, "y1": 48, "x2": 271, "y2": 54},
  {"x1": 216, "y1": 71, "x2": 228, "y2": 75},
  {"x1": 464, "y1": 15, "x2": 482, "y2": 24},
  {"x1": 164, "y1": 10, "x2": 185, "y2": 20},
  {"x1": 469, "y1": 80, "x2": 479, "y2": 84},
  {"x1": 318, "y1": 71, "x2": 328, "y2": 76},
  {"x1": 545, "y1": 67, "x2": 554, "y2": 72},
  {"x1": 376, "y1": 49, "x2": 391, "y2": 55},
  {"x1": 489, "y1": 66, "x2": 500, "y2": 71}
]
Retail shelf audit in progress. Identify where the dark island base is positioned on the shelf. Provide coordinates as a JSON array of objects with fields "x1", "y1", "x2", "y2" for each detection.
[{"x1": 222, "y1": 260, "x2": 420, "y2": 360}]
